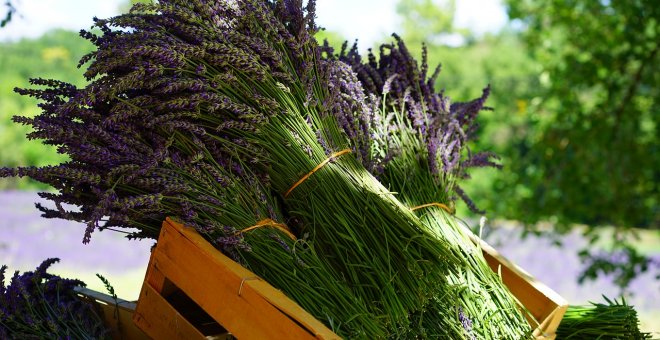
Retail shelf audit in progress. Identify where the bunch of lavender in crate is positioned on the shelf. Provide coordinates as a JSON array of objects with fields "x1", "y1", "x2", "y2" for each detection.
[
  {"x1": 0, "y1": 259, "x2": 109, "y2": 339},
  {"x1": 320, "y1": 36, "x2": 530, "y2": 338},
  {"x1": 0, "y1": 0, "x2": 532, "y2": 337},
  {"x1": 2, "y1": 3, "x2": 386, "y2": 334}
]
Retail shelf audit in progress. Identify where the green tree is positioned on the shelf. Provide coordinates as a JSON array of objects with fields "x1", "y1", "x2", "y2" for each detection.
[
  {"x1": 396, "y1": 0, "x2": 460, "y2": 49},
  {"x1": 500, "y1": 0, "x2": 659, "y2": 289},
  {"x1": 502, "y1": 0, "x2": 659, "y2": 230}
]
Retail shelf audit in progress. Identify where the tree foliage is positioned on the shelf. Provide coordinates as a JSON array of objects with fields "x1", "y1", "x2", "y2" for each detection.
[
  {"x1": 503, "y1": 0, "x2": 659, "y2": 230},
  {"x1": 395, "y1": 0, "x2": 458, "y2": 47},
  {"x1": 0, "y1": 1, "x2": 15, "y2": 28}
]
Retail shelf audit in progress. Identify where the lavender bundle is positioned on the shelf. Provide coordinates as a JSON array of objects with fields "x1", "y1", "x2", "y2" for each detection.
[
  {"x1": 0, "y1": 259, "x2": 109, "y2": 339},
  {"x1": 326, "y1": 36, "x2": 499, "y2": 213},
  {"x1": 1, "y1": 0, "x2": 431, "y2": 336},
  {"x1": 321, "y1": 38, "x2": 532, "y2": 338},
  {"x1": 0, "y1": 0, "x2": 522, "y2": 337},
  {"x1": 83, "y1": 1, "x2": 467, "y2": 334},
  {"x1": 557, "y1": 296, "x2": 651, "y2": 339},
  {"x1": 3, "y1": 48, "x2": 386, "y2": 340}
]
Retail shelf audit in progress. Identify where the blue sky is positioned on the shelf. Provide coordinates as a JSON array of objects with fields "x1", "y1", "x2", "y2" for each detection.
[{"x1": 0, "y1": 0, "x2": 508, "y2": 46}]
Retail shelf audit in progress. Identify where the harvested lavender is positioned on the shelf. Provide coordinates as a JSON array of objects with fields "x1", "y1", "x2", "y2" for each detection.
[
  {"x1": 322, "y1": 37, "x2": 532, "y2": 338},
  {"x1": 94, "y1": 0, "x2": 458, "y2": 333},
  {"x1": 1, "y1": 0, "x2": 405, "y2": 336},
  {"x1": 324, "y1": 35, "x2": 500, "y2": 213},
  {"x1": 1, "y1": 0, "x2": 532, "y2": 338},
  {"x1": 0, "y1": 259, "x2": 109, "y2": 339},
  {"x1": 556, "y1": 296, "x2": 651, "y2": 339},
  {"x1": 4, "y1": 36, "x2": 387, "y2": 338}
]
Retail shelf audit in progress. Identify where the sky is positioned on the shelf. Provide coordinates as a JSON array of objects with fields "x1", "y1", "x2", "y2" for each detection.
[{"x1": 0, "y1": 0, "x2": 508, "y2": 46}]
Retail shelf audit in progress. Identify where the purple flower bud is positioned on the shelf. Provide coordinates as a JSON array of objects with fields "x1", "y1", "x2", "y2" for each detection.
[{"x1": 458, "y1": 307, "x2": 476, "y2": 340}]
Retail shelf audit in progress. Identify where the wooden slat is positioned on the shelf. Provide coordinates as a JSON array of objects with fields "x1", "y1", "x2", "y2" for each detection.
[
  {"x1": 534, "y1": 305, "x2": 567, "y2": 339},
  {"x1": 144, "y1": 250, "x2": 164, "y2": 292},
  {"x1": 75, "y1": 287, "x2": 149, "y2": 340},
  {"x1": 152, "y1": 218, "x2": 338, "y2": 339},
  {"x1": 133, "y1": 283, "x2": 208, "y2": 339},
  {"x1": 165, "y1": 218, "x2": 339, "y2": 338}
]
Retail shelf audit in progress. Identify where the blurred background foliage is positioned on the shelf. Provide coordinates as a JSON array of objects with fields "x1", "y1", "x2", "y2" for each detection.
[
  {"x1": 1, "y1": 0, "x2": 658, "y2": 288},
  {"x1": 1, "y1": 1, "x2": 15, "y2": 28},
  {"x1": 503, "y1": 0, "x2": 658, "y2": 231}
]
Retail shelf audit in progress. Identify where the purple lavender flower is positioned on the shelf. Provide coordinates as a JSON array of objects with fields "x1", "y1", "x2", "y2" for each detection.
[
  {"x1": 321, "y1": 34, "x2": 499, "y2": 211},
  {"x1": 0, "y1": 259, "x2": 108, "y2": 338},
  {"x1": 324, "y1": 59, "x2": 391, "y2": 173},
  {"x1": 270, "y1": 234, "x2": 292, "y2": 253},
  {"x1": 458, "y1": 307, "x2": 477, "y2": 340}
]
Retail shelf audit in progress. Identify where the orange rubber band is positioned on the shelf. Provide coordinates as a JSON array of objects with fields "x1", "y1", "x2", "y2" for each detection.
[
  {"x1": 236, "y1": 218, "x2": 297, "y2": 241},
  {"x1": 411, "y1": 202, "x2": 455, "y2": 214},
  {"x1": 284, "y1": 148, "x2": 352, "y2": 198}
]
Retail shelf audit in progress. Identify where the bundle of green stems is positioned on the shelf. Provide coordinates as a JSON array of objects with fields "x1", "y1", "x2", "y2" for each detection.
[
  {"x1": 316, "y1": 43, "x2": 533, "y2": 337},
  {"x1": 225, "y1": 71, "x2": 467, "y2": 335},
  {"x1": 118, "y1": 134, "x2": 388, "y2": 338},
  {"x1": 556, "y1": 296, "x2": 650, "y2": 339},
  {"x1": 375, "y1": 108, "x2": 533, "y2": 339},
  {"x1": 1, "y1": 0, "x2": 544, "y2": 337}
]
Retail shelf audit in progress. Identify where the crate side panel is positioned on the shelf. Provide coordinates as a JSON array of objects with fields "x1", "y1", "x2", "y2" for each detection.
[
  {"x1": 154, "y1": 222, "x2": 320, "y2": 339},
  {"x1": 133, "y1": 283, "x2": 207, "y2": 339},
  {"x1": 164, "y1": 218, "x2": 339, "y2": 339}
]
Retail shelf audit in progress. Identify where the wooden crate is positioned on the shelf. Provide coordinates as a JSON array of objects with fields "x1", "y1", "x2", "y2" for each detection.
[
  {"x1": 75, "y1": 286, "x2": 149, "y2": 340},
  {"x1": 133, "y1": 217, "x2": 340, "y2": 339},
  {"x1": 468, "y1": 232, "x2": 569, "y2": 340},
  {"x1": 134, "y1": 218, "x2": 567, "y2": 339}
]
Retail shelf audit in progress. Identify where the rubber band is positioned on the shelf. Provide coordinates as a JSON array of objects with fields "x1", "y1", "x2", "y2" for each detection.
[
  {"x1": 284, "y1": 148, "x2": 352, "y2": 198},
  {"x1": 235, "y1": 218, "x2": 297, "y2": 241},
  {"x1": 411, "y1": 202, "x2": 455, "y2": 214}
]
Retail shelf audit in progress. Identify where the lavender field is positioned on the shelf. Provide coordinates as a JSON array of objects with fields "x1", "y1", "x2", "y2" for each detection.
[
  {"x1": 0, "y1": 191, "x2": 154, "y2": 301},
  {"x1": 1, "y1": 190, "x2": 658, "y2": 334}
]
